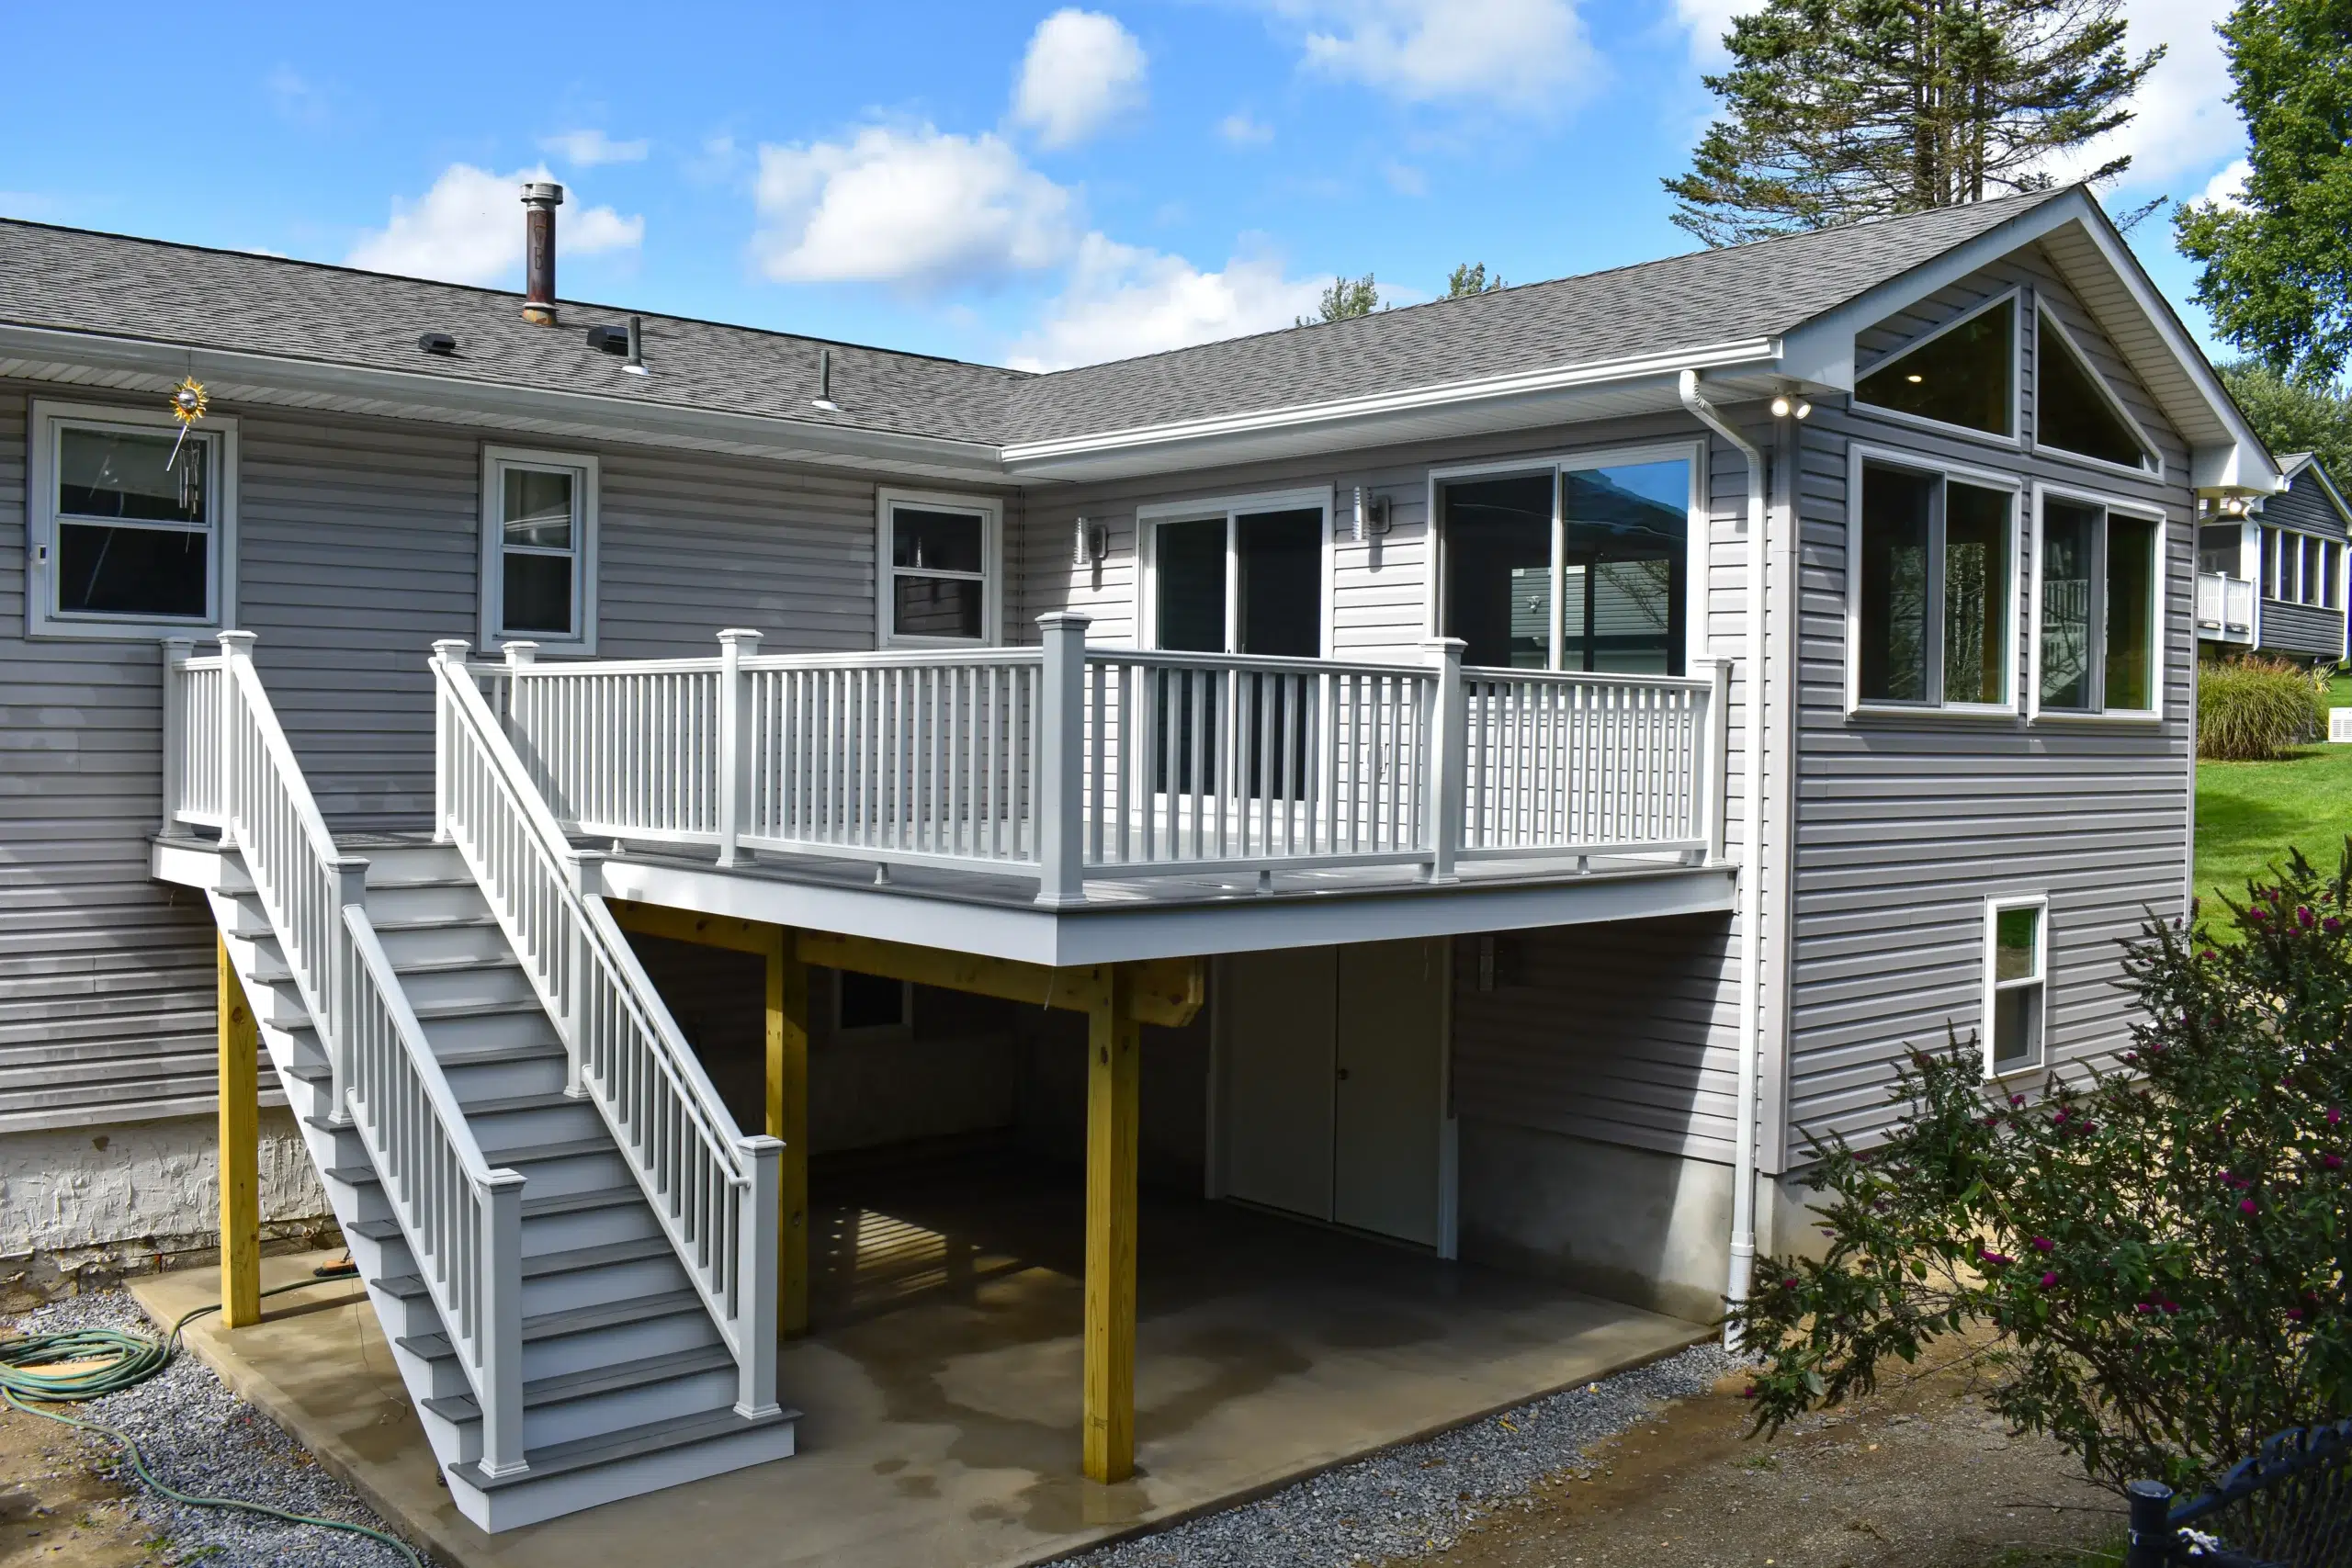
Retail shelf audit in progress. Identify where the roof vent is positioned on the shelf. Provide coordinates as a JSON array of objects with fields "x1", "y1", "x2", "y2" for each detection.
[
  {"x1": 585, "y1": 324, "x2": 628, "y2": 355},
  {"x1": 812, "y1": 346, "x2": 839, "y2": 412},
  {"x1": 418, "y1": 332, "x2": 458, "y2": 356},
  {"x1": 521, "y1": 182, "x2": 564, "y2": 326}
]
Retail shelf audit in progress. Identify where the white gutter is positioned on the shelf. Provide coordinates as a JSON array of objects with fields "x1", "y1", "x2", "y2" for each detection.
[{"x1": 1678, "y1": 368, "x2": 1765, "y2": 1350}]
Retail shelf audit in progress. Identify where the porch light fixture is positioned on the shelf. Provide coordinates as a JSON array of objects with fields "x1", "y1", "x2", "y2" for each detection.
[
  {"x1": 1770, "y1": 394, "x2": 1813, "y2": 420},
  {"x1": 1351, "y1": 485, "x2": 1392, "y2": 542},
  {"x1": 1073, "y1": 516, "x2": 1108, "y2": 567}
]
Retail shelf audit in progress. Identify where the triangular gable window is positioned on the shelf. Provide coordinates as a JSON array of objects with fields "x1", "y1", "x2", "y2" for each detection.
[
  {"x1": 2036, "y1": 310, "x2": 2159, "y2": 473},
  {"x1": 1855, "y1": 295, "x2": 2015, "y2": 438}
]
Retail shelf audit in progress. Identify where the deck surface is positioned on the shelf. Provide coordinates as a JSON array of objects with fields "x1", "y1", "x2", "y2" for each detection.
[{"x1": 130, "y1": 1161, "x2": 1705, "y2": 1568}]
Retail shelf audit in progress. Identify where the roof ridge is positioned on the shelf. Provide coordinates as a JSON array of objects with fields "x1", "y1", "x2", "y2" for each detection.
[
  {"x1": 1023, "y1": 186, "x2": 2075, "y2": 384},
  {"x1": 0, "y1": 214, "x2": 1032, "y2": 378}
]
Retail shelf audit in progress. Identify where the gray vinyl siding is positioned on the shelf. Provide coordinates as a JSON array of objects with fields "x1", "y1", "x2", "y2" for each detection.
[
  {"x1": 2257, "y1": 599, "x2": 2346, "y2": 659},
  {"x1": 2267, "y1": 466, "x2": 2349, "y2": 540},
  {"x1": 1016, "y1": 413, "x2": 1767, "y2": 1168},
  {"x1": 1787, "y1": 243, "x2": 2196, "y2": 1158},
  {"x1": 0, "y1": 386, "x2": 988, "y2": 1133}
]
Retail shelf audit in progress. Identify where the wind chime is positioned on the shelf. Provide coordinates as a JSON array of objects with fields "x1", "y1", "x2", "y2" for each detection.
[{"x1": 165, "y1": 374, "x2": 208, "y2": 510}]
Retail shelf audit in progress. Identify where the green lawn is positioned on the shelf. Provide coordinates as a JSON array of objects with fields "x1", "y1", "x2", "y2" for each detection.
[{"x1": 2195, "y1": 673, "x2": 2352, "y2": 918}]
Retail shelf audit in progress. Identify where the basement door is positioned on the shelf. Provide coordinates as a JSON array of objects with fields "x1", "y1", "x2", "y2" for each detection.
[{"x1": 1216, "y1": 940, "x2": 1449, "y2": 1248}]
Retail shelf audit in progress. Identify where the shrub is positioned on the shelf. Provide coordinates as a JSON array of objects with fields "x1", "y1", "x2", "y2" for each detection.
[
  {"x1": 2199, "y1": 656, "x2": 2324, "y2": 760},
  {"x1": 1729, "y1": 845, "x2": 2352, "y2": 1493}
]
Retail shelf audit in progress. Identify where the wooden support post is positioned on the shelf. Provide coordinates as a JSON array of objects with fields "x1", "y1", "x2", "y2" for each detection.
[
  {"x1": 766, "y1": 924, "x2": 810, "y2": 1337},
  {"x1": 1082, "y1": 964, "x2": 1141, "y2": 1484},
  {"x1": 216, "y1": 935, "x2": 261, "y2": 1329}
]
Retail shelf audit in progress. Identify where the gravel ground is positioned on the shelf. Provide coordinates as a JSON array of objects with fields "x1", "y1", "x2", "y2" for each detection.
[
  {"x1": 5, "y1": 1289, "x2": 436, "y2": 1568},
  {"x1": 1059, "y1": 1343, "x2": 1745, "y2": 1568}
]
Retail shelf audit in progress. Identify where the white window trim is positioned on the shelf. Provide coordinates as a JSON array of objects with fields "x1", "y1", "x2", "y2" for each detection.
[
  {"x1": 2031, "y1": 304, "x2": 2165, "y2": 481},
  {"x1": 876, "y1": 487, "x2": 1002, "y2": 648},
  {"x1": 1850, "y1": 287, "x2": 2024, "y2": 451},
  {"x1": 1842, "y1": 442, "x2": 2025, "y2": 719},
  {"x1": 2026, "y1": 480, "x2": 2169, "y2": 724},
  {"x1": 1982, "y1": 893, "x2": 2051, "y2": 1079},
  {"x1": 1136, "y1": 485, "x2": 1335, "y2": 656},
  {"x1": 1423, "y1": 440, "x2": 1708, "y2": 672},
  {"x1": 27, "y1": 398, "x2": 240, "y2": 640},
  {"x1": 831, "y1": 969, "x2": 913, "y2": 1041},
  {"x1": 481, "y1": 445, "x2": 599, "y2": 654}
]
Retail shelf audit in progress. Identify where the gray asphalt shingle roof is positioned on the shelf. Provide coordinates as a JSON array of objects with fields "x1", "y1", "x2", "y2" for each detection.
[{"x1": 0, "y1": 188, "x2": 2071, "y2": 451}]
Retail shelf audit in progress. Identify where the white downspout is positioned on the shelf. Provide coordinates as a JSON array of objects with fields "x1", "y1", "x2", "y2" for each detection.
[{"x1": 1678, "y1": 368, "x2": 1765, "y2": 1349}]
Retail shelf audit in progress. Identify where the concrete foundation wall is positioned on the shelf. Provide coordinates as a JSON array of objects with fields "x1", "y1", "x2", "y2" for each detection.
[{"x1": 1, "y1": 1109, "x2": 337, "y2": 1304}]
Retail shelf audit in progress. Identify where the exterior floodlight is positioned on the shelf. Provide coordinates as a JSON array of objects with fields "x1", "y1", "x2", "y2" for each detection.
[{"x1": 1794, "y1": 399, "x2": 1812, "y2": 420}]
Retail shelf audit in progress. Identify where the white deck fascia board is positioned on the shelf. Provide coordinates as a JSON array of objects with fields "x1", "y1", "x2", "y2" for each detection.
[{"x1": 594, "y1": 855, "x2": 1739, "y2": 966}]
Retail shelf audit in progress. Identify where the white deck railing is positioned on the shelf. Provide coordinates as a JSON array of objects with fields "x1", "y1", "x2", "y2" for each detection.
[
  {"x1": 432, "y1": 645, "x2": 781, "y2": 1422},
  {"x1": 2197, "y1": 570, "x2": 2256, "y2": 643},
  {"x1": 162, "y1": 636, "x2": 528, "y2": 1477},
  {"x1": 480, "y1": 616, "x2": 1730, "y2": 903}
]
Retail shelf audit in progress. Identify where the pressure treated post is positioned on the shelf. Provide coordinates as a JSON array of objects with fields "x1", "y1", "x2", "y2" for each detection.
[
  {"x1": 1420, "y1": 637, "x2": 1466, "y2": 884},
  {"x1": 717, "y1": 629, "x2": 761, "y2": 868},
  {"x1": 216, "y1": 934, "x2": 261, "y2": 1329},
  {"x1": 766, "y1": 922, "x2": 809, "y2": 1337},
  {"x1": 1082, "y1": 964, "x2": 1140, "y2": 1483},
  {"x1": 1035, "y1": 612, "x2": 1091, "y2": 908}
]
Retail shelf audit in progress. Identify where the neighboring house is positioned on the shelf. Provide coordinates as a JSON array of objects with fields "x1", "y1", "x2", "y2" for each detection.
[
  {"x1": 2196, "y1": 451, "x2": 2352, "y2": 661},
  {"x1": 0, "y1": 183, "x2": 2277, "y2": 1526}
]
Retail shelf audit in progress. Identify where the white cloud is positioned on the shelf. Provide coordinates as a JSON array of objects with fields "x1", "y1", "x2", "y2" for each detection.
[
  {"x1": 541, "y1": 130, "x2": 650, "y2": 166},
  {"x1": 1671, "y1": 0, "x2": 1748, "y2": 69},
  {"x1": 2197, "y1": 156, "x2": 2251, "y2": 210},
  {"x1": 2043, "y1": 0, "x2": 2242, "y2": 194},
  {"x1": 752, "y1": 125, "x2": 1077, "y2": 286},
  {"x1": 1219, "y1": 110, "x2": 1275, "y2": 146},
  {"x1": 1268, "y1": 0, "x2": 1598, "y2": 115},
  {"x1": 1010, "y1": 234, "x2": 1324, "y2": 370},
  {"x1": 1012, "y1": 9, "x2": 1148, "y2": 149},
  {"x1": 347, "y1": 164, "x2": 644, "y2": 287},
  {"x1": 266, "y1": 65, "x2": 333, "y2": 129}
]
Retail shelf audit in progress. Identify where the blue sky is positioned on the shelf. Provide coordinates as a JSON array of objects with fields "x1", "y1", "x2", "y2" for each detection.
[{"x1": 2, "y1": 0, "x2": 2250, "y2": 372}]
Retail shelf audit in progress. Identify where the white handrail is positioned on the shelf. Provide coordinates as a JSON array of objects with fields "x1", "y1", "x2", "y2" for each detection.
[
  {"x1": 178, "y1": 635, "x2": 527, "y2": 1476},
  {"x1": 430, "y1": 642, "x2": 780, "y2": 1420}
]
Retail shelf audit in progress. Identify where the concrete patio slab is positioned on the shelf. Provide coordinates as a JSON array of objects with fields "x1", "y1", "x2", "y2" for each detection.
[{"x1": 128, "y1": 1164, "x2": 1705, "y2": 1568}]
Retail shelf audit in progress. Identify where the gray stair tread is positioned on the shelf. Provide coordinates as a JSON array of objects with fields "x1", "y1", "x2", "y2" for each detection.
[
  {"x1": 411, "y1": 996, "x2": 546, "y2": 1022},
  {"x1": 431, "y1": 1038, "x2": 565, "y2": 1067},
  {"x1": 389, "y1": 953, "x2": 523, "y2": 976},
  {"x1": 422, "y1": 1343, "x2": 737, "y2": 1422},
  {"x1": 476, "y1": 1134, "x2": 616, "y2": 1165},
  {"x1": 284, "y1": 1060, "x2": 331, "y2": 1084},
  {"x1": 466, "y1": 1090, "x2": 586, "y2": 1117},
  {"x1": 368, "y1": 874, "x2": 477, "y2": 890},
  {"x1": 449, "y1": 1403, "x2": 797, "y2": 1493},
  {"x1": 370, "y1": 914, "x2": 502, "y2": 933},
  {"x1": 519, "y1": 1186, "x2": 639, "y2": 1220},
  {"x1": 396, "y1": 1287, "x2": 708, "y2": 1360},
  {"x1": 379, "y1": 1235, "x2": 677, "y2": 1303}
]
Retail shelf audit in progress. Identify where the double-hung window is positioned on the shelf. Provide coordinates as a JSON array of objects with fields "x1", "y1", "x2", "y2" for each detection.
[
  {"x1": 2033, "y1": 488, "x2": 2163, "y2": 717},
  {"x1": 481, "y1": 446, "x2": 597, "y2": 652},
  {"x1": 879, "y1": 490, "x2": 999, "y2": 645},
  {"x1": 28, "y1": 400, "x2": 238, "y2": 638},
  {"x1": 1849, "y1": 453, "x2": 2019, "y2": 711},
  {"x1": 1983, "y1": 896, "x2": 2048, "y2": 1076}
]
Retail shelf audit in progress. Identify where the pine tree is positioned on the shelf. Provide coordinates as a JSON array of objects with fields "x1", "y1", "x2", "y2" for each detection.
[
  {"x1": 1446, "y1": 263, "x2": 1506, "y2": 298},
  {"x1": 1666, "y1": 0, "x2": 2162, "y2": 247},
  {"x1": 1298, "y1": 273, "x2": 1380, "y2": 326},
  {"x1": 2174, "y1": 0, "x2": 2352, "y2": 383}
]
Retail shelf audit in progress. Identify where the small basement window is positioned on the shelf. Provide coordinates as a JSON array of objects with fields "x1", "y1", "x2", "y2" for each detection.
[
  {"x1": 2035, "y1": 309, "x2": 2160, "y2": 475},
  {"x1": 481, "y1": 446, "x2": 598, "y2": 651},
  {"x1": 1983, "y1": 897, "x2": 2048, "y2": 1076},
  {"x1": 2035, "y1": 491, "x2": 2162, "y2": 716},
  {"x1": 880, "y1": 490, "x2": 999, "y2": 644},
  {"x1": 28, "y1": 400, "x2": 238, "y2": 638},
  {"x1": 1856, "y1": 294, "x2": 2016, "y2": 440},
  {"x1": 834, "y1": 970, "x2": 912, "y2": 1037}
]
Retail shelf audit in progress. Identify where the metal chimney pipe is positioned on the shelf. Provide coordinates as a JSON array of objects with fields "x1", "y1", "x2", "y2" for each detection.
[{"x1": 521, "y1": 182, "x2": 564, "y2": 325}]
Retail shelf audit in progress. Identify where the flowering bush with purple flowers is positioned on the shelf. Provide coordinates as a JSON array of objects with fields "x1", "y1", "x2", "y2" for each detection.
[{"x1": 1730, "y1": 845, "x2": 2352, "y2": 1493}]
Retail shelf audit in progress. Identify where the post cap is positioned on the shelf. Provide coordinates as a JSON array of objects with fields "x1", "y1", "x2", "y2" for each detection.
[
  {"x1": 1035, "y1": 611, "x2": 1093, "y2": 629},
  {"x1": 717, "y1": 627, "x2": 764, "y2": 647},
  {"x1": 216, "y1": 630, "x2": 257, "y2": 654},
  {"x1": 431, "y1": 638, "x2": 472, "y2": 663}
]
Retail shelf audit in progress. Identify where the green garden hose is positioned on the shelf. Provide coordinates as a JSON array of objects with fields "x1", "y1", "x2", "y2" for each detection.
[{"x1": 0, "y1": 1279, "x2": 425, "y2": 1568}]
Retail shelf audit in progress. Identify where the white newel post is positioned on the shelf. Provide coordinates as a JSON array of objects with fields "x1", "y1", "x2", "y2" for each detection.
[
  {"x1": 735, "y1": 1135, "x2": 784, "y2": 1418},
  {"x1": 1697, "y1": 657, "x2": 1731, "y2": 865},
  {"x1": 1421, "y1": 637, "x2": 1466, "y2": 883},
  {"x1": 326, "y1": 857, "x2": 370, "y2": 1125},
  {"x1": 159, "y1": 637, "x2": 195, "y2": 835},
  {"x1": 716, "y1": 629, "x2": 762, "y2": 868},
  {"x1": 558, "y1": 851, "x2": 605, "y2": 1099},
  {"x1": 431, "y1": 641, "x2": 472, "y2": 844},
  {"x1": 1035, "y1": 612, "x2": 1091, "y2": 908},
  {"x1": 216, "y1": 632, "x2": 256, "y2": 850},
  {"x1": 478, "y1": 1169, "x2": 529, "y2": 1478}
]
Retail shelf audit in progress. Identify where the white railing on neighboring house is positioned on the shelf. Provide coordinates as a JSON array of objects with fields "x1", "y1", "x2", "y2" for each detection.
[
  {"x1": 2197, "y1": 570, "x2": 2257, "y2": 643},
  {"x1": 480, "y1": 616, "x2": 1731, "y2": 904},
  {"x1": 431, "y1": 645, "x2": 781, "y2": 1422},
  {"x1": 162, "y1": 635, "x2": 528, "y2": 1477}
]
